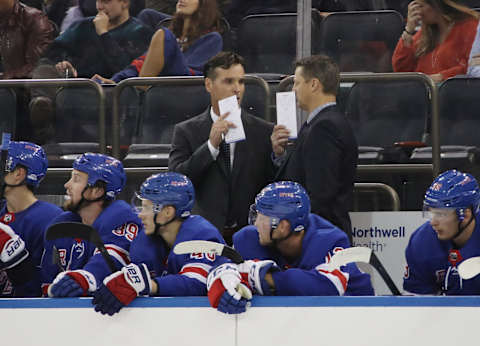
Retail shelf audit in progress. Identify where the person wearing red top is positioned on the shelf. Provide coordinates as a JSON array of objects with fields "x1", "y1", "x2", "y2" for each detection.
[{"x1": 392, "y1": 0, "x2": 479, "y2": 82}]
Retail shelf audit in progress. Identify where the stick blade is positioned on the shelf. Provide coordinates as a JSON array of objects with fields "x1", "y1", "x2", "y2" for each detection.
[
  {"x1": 173, "y1": 240, "x2": 244, "y2": 264},
  {"x1": 458, "y1": 257, "x2": 480, "y2": 279},
  {"x1": 46, "y1": 222, "x2": 101, "y2": 245},
  {"x1": 328, "y1": 247, "x2": 372, "y2": 269}
]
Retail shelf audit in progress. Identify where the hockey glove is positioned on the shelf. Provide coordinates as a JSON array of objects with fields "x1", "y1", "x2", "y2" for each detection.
[
  {"x1": 207, "y1": 263, "x2": 252, "y2": 314},
  {"x1": 48, "y1": 270, "x2": 97, "y2": 297},
  {"x1": 92, "y1": 263, "x2": 151, "y2": 316},
  {"x1": 0, "y1": 222, "x2": 28, "y2": 270},
  {"x1": 237, "y1": 260, "x2": 279, "y2": 295}
]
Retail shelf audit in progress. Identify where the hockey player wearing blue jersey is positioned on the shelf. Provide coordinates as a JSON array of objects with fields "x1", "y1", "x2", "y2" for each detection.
[
  {"x1": 92, "y1": 172, "x2": 228, "y2": 315},
  {"x1": 207, "y1": 181, "x2": 374, "y2": 314},
  {"x1": 0, "y1": 141, "x2": 62, "y2": 297},
  {"x1": 42, "y1": 153, "x2": 143, "y2": 297},
  {"x1": 404, "y1": 170, "x2": 480, "y2": 295}
]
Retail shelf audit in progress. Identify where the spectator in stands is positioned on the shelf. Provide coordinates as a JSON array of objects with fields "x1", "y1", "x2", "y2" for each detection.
[
  {"x1": 404, "y1": 170, "x2": 480, "y2": 295},
  {"x1": 271, "y1": 55, "x2": 357, "y2": 241},
  {"x1": 392, "y1": 0, "x2": 479, "y2": 82},
  {"x1": 467, "y1": 18, "x2": 480, "y2": 76},
  {"x1": 0, "y1": 142, "x2": 62, "y2": 297},
  {"x1": 0, "y1": 0, "x2": 55, "y2": 79},
  {"x1": 169, "y1": 52, "x2": 274, "y2": 245},
  {"x1": 38, "y1": 0, "x2": 152, "y2": 79},
  {"x1": 29, "y1": 0, "x2": 152, "y2": 144},
  {"x1": 92, "y1": 0, "x2": 223, "y2": 84},
  {"x1": 60, "y1": 0, "x2": 145, "y2": 33}
]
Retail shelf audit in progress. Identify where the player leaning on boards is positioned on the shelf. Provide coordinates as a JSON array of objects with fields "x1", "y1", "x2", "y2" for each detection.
[
  {"x1": 91, "y1": 172, "x2": 228, "y2": 316},
  {"x1": 207, "y1": 181, "x2": 374, "y2": 314},
  {"x1": 41, "y1": 153, "x2": 143, "y2": 297},
  {"x1": 0, "y1": 142, "x2": 62, "y2": 297},
  {"x1": 404, "y1": 169, "x2": 480, "y2": 295}
]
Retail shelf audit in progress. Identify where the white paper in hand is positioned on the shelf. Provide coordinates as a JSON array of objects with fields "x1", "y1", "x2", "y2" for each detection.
[
  {"x1": 276, "y1": 91, "x2": 297, "y2": 139},
  {"x1": 218, "y1": 95, "x2": 246, "y2": 143}
]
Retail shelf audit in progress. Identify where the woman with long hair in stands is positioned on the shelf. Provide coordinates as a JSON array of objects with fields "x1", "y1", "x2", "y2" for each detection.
[
  {"x1": 92, "y1": 0, "x2": 223, "y2": 83},
  {"x1": 392, "y1": 0, "x2": 479, "y2": 82}
]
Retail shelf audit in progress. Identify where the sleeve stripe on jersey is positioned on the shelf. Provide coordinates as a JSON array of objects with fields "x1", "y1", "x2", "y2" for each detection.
[
  {"x1": 104, "y1": 244, "x2": 130, "y2": 266},
  {"x1": 317, "y1": 268, "x2": 349, "y2": 296},
  {"x1": 179, "y1": 263, "x2": 212, "y2": 284}
]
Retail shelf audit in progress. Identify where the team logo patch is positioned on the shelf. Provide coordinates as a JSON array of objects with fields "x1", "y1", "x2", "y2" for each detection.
[
  {"x1": 431, "y1": 182, "x2": 442, "y2": 191},
  {"x1": 72, "y1": 241, "x2": 85, "y2": 259},
  {"x1": 1, "y1": 213, "x2": 15, "y2": 224},
  {"x1": 448, "y1": 249, "x2": 463, "y2": 267}
]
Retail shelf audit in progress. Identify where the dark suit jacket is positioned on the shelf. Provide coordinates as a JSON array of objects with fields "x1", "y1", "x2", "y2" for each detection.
[
  {"x1": 275, "y1": 104, "x2": 358, "y2": 238},
  {"x1": 169, "y1": 107, "x2": 274, "y2": 233}
]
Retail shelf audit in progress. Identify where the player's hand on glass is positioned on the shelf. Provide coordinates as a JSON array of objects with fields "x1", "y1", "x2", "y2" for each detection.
[
  {"x1": 0, "y1": 222, "x2": 28, "y2": 270},
  {"x1": 271, "y1": 125, "x2": 290, "y2": 157},
  {"x1": 55, "y1": 61, "x2": 78, "y2": 78},
  {"x1": 209, "y1": 112, "x2": 236, "y2": 149},
  {"x1": 207, "y1": 263, "x2": 252, "y2": 314},
  {"x1": 48, "y1": 270, "x2": 97, "y2": 297},
  {"x1": 92, "y1": 263, "x2": 151, "y2": 316},
  {"x1": 93, "y1": 10, "x2": 109, "y2": 35}
]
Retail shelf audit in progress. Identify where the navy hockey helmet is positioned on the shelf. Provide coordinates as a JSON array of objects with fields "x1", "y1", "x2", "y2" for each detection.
[
  {"x1": 134, "y1": 172, "x2": 195, "y2": 218},
  {"x1": 6, "y1": 141, "x2": 48, "y2": 187},
  {"x1": 252, "y1": 181, "x2": 310, "y2": 232},
  {"x1": 73, "y1": 153, "x2": 125, "y2": 200},
  {"x1": 424, "y1": 170, "x2": 480, "y2": 221}
]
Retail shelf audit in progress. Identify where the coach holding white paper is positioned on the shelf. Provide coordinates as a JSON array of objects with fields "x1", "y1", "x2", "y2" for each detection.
[{"x1": 271, "y1": 55, "x2": 358, "y2": 241}]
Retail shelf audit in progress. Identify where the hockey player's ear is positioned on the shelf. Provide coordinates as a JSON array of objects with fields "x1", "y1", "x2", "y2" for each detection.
[
  {"x1": 461, "y1": 208, "x2": 474, "y2": 225},
  {"x1": 163, "y1": 205, "x2": 176, "y2": 220},
  {"x1": 12, "y1": 166, "x2": 27, "y2": 183}
]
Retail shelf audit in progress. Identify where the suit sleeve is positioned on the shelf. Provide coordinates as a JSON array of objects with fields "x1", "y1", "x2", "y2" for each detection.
[
  {"x1": 303, "y1": 119, "x2": 343, "y2": 217},
  {"x1": 168, "y1": 122, "x2": 217, "y2": 184}
]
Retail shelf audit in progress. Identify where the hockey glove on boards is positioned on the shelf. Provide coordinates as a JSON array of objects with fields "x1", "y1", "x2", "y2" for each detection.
[
  {"x1": 207, "y1": 263, "x2": 252, "y2": 314},
  {"x1": 48, "y1": 270, "x2": 97, "y2": 297},
  {"x1": 92, "y1": 263, "x2": 151, "y2": 316},
  {"x1": 0, "y1": 222, "x2": 28, "y2": 270},
  {"x1": 237, "y1": 260, "x2": 279, "y2": 295}
]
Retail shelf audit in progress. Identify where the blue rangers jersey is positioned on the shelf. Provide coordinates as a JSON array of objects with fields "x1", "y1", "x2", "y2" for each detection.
[
  {"x1": 0, "y1": 200, "x2": 63, "y2": 297},
  {"x1": 130, "y1": 215, "x2": 228, "y2": 296},
  {"x1": 233, "y1": 213, "x2": 374, "y2": 296},
  {"x1": 404, "y1": 217, "x2": 480, "y2": 295},
  {"x1": 41, "y1": 200, "x2": 142, "y2": 294}
]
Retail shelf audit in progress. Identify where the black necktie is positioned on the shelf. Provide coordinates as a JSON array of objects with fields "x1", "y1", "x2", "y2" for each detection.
[{"x1": 220, "y1": 140, "x2": 231, "y2": 172}]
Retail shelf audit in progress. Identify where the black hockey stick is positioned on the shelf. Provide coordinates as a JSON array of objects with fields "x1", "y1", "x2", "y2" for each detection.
[
  {"x1": 458, "y1": 256, "x2": 480, "y2": 279},
  {"x1": 173, "y1": 240, "x2": 244, "y2": 264},
  {"x1": 328, "y1": 247, "x2": 401, "y2": 296},
  {"x1": 0, "y1": 133, "x2": 11, "y2": 199},
  {"x1": 46, "y1": 222, "x2": 117, "y2": 273}
]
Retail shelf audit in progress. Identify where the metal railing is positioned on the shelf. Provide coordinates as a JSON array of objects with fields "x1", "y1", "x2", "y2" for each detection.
[
  {"x1": 354, "y1": 182, "x2": 401, "y2": 211},
  {"x1": 278, "y1": 72, "x2": 439, "y2": 177},
  {"x1": 111, "y1": 75, "x2": 271, "y2": 159},
  {"x1": 0, "y1": 78, "x2": 106, "y2": 153}
]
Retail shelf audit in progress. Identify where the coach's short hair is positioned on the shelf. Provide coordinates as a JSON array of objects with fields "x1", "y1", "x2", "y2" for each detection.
[
  {"x1": 203, "y1": 51, "x2": 245, "y2": 79},
  {"x1": 294, "y1": 55, "x2": 339, "y2": 95}
]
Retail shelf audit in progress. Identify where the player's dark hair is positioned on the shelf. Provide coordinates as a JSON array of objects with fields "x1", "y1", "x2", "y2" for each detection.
[
  {"x1": 294, "y1": 54, "x2": 339, "y2": 96},
  {"x1": 92, "y1": 180, "x2": 113, "y2": 208},
  {"x1": 203, "y1": 51, "x2": 245, "y2": 79}
]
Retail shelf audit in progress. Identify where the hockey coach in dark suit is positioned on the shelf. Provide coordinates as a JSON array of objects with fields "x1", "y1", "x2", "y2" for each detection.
[
  {"x1": 169, "y1": 52, "x2": 274, "y2": 244},
  {"x1": 271, "y1": 54, "x2": 358, "y2": 241}
]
